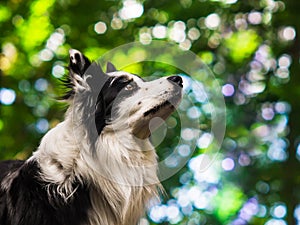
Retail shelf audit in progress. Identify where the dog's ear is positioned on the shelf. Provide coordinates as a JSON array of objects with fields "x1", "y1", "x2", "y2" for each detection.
[
  {"x1": 60, "y1": 49, "x2": 92, "y2": 99},
  {"x1": 69, "y1": 49, "x2": 91, "y2": 76},
  {"x1": 106, "y1": 62, "x2": 117, "y2": 73}
]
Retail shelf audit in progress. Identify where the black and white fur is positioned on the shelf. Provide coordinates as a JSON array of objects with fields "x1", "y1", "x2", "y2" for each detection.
[{"x1": 0, "y1": 49, "x2": 183, "y2": 225}]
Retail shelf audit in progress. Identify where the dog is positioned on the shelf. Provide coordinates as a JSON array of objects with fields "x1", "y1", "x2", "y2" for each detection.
[{"x1": 0, "y1": 49, "x2": 183, "y2": 225}]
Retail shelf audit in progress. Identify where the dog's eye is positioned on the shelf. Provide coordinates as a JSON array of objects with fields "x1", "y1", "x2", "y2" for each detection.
[{"x1": 125, "y1": 84, "x2": 134, "y2": 91}]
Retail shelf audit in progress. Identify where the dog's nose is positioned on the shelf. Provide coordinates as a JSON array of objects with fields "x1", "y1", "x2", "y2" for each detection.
[{"x1": 167, "y1": 76, "x2": 183, "y2": 87}]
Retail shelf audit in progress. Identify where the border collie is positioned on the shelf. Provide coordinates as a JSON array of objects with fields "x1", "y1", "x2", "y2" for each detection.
[{"x1": 0, "y1": 49, "x2": 183, "y2": 225}]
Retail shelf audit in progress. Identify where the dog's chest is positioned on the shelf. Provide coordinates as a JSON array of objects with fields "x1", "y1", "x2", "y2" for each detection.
[{"x1": 87, "y1": 186, "x2": 154, "y2": 225}]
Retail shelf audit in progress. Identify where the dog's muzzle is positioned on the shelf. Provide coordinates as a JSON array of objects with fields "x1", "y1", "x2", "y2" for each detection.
[{"x1": 132, "y1": 76, "x2": 183, "y2": 139}]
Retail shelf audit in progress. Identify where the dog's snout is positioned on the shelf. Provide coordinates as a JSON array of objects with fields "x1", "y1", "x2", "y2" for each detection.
[{"x1": 167, "y1": 76, "x2": 183, "y2": 87}]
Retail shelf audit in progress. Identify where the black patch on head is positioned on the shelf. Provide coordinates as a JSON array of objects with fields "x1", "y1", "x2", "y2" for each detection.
[{"x1": 94, "y1": 75, "x2": 139, "y2": 134}]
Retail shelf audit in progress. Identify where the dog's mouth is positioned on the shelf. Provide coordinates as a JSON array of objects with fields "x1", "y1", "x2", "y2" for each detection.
[
  {"x1": 132, "y1": 93, "x2": 182, "y2": 139},
  {"x1": 143, "y1": 101, "x2": 174, "y2": 117},
  {"x1": 143, "y1": 93, "x2": 181, "y2": 118}
]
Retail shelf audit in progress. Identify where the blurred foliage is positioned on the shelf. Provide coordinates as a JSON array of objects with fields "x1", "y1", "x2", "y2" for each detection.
[{"x1": 1, "y1": 0, "x2": 300, "y2": 224}]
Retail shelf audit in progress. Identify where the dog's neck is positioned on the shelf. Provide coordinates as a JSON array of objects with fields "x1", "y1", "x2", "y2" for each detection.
[{"x1": 31, "y1": 118, "x2": 160, "y2": 225}]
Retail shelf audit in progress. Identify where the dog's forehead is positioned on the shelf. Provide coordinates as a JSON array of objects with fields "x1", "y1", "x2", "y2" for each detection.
[{"x1": 106, "y1": 71, "x2": 141, "y2": 82}]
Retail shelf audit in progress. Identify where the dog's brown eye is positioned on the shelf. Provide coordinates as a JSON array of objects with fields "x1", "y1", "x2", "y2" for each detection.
[{"x1": 125, "y1": 84, "x2": 134, "y2": 91}]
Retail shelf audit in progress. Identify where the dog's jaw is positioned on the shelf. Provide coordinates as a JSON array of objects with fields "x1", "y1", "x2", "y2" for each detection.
[{"x1": 132, "y1": 94, "x2": 181, "y2": 139}]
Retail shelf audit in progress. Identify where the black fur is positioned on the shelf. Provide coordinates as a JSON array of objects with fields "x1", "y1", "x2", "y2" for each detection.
[
  {"x1": 0, "y1": 160, "x2": 91, "y2": 225},
  {"x1": 95, "y1": 74, "x2": 138, "y2": 134},
  {"x1": 61, "y1": 50, "x2": 91, "y2": 100}
]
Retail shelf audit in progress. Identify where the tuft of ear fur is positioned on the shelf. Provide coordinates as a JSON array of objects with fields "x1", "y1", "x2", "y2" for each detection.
[
  {"x1": 106, "y1": 62, "x2": 117, "y2": 73},
  {"x1": 61, "y1": 49, "x2": 92, "y2": 100},
  {"x1": 69, "y1": 49, "x2": 91, "y2": 76}
]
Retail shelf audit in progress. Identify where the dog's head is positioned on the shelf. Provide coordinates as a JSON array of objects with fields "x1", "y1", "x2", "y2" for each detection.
[{"x1": 64, "y1": 49, "x2": 183, "y2": 139}]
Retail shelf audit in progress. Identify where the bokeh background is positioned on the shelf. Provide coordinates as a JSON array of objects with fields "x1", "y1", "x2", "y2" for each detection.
[{"x1": 1, "y1": 0, "x2": 300, "y2": 224}]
